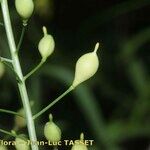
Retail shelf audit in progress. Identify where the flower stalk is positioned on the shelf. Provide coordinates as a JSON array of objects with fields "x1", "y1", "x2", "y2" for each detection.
[
  {"x1": 33, "y1": 86, "x2": 74, "y2": 119},
  {"x1": 1, "y1": 0, "x2": 38, "y2": 149}
]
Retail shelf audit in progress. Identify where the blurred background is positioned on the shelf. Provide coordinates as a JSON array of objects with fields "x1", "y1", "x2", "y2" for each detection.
[{"x1": 0, "y1": 0, "x2": 150, "y2": 149}]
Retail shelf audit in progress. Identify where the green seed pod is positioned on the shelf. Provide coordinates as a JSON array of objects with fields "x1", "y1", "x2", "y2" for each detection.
[
  {"x1": 15, "y1": 136, "x2": 29, "y2": 150},
  {"x1": 44, "y1": 114, "x2": 61, "y2": 142},
  {"x1": 0, "y1": 145, "x2": 8, "y2": 150},
  {"x1": 15, "y1": 0, "x2": 34, "y2": 22},
  {"x1": 38, "y1": 26, "x2": 55, "y2": 60},
  {"x1": 14, "y1": 102, "x2": 33, "y2": 130},
  {"x1": 72, "y1": 43, "x2": 99, "y2": 88},
  {"x1": 14, "y1": 108, "x2": 26, "y2": 130},
  {"x1": 0, "y1": 62, "x2": 5, "y2": 79},
  {"x1": 71, "y1": 133, "x2": 88, "y2": 150}
]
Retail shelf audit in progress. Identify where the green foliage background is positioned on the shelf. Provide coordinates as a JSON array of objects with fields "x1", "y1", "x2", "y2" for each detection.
[{"x1": 0, "y1": 0, "x2": 150, "y2": 149}]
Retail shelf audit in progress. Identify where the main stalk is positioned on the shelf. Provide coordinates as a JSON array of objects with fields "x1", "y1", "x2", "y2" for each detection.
[{"x1": 1, "y1": 0, "x2": 38, "y2": 149}]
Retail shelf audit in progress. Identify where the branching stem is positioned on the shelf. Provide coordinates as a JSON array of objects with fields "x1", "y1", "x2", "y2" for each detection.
[
  {"x1": 17, "y1": 25, "x2": 26, "y2": 53},
  {"x1": 0, "y1": 129, "x2": 17, "y2": 138},
  {"x1": 33, "y1": 86, "x2": 74, "y2": 119},
  {"x1": 1, "y1": 0, "x2": 39, "y2": 149},
  {"x1": 0, "y1": 108, "x2": 24, "y2": 118},
  {"x1": 0, "y1": 56, "x2": 12, "y2": 63},
  {"x1": 24, "y1": 58, "x2": 46, "y2": 81}
]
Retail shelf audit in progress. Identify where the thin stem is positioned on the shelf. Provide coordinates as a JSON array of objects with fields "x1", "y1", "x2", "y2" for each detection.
[
  {"x1": 1, "y1": 59, "x2": 22, "y2": 82},
  {"x1": 0, "y1": 108, "x2": 24, "y2": 118},
  {"x1": 1, "y1": 1, "x2": 39, "y2": 150},
  {"x1": 1, "y1": 129, "x2": 27, "y2": 141},
  {"x1": 0, "y1": 56, "x2": 12, "y2": 63},
  {"x1": 17, "y1": 25, "x2": 26, "y2": 53},
  {"x1": 0, "y1": 129, "x2": 17, "y2": 138},
  {"x1": 24, "y1": 59, "x2": 45, "y2": 81},
  {"x1": 33, "y1": 86, "x2": 74, "y2": 120}
]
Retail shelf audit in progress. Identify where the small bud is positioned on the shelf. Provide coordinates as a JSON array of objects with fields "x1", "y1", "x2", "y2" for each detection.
[
  {"x1": 38, "y1": 27, "x2": 55, "y2": 60},
  {"x1": 71, "y1": 133, "x2": 88, "y2": 150},
  {"x1": 15, "y1": 0, "x2": 34, "y2": 23},
  {"x1": 14, "y1": 108, "x2": 26, "y2": 130},
  {"x1": 0, "y1": 62, "x2": 5, "y2": 79},
  {"x1": 15, "y1": 136, "x2": 29, "y2": 150},
  {"x1": 0, "y1": 145, "x2": 8, "y2": 150},
  {"x1": 72, "y1": 43, "x2": 99, "y2": 88},
  {"x1": 44, "y1": 114, "x2": 61, "y2": 142}
]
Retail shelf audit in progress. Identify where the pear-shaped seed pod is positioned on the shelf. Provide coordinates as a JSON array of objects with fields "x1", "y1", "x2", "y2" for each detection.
[
  {"x1": 72, "y1": 43, "x2": 99, "y2": 88},
  {"x1": 0, "y1": 145, "x2": 8, "y2": 150},
  {"x1": 71, "y1": 133, "x2": 88, "y2": 150},
  {"x1": 15, "y1": 0, "x2": 34, "y2": 21},
  {"x1": 14, "y1": 108, "x2": 26, "y2": 130},
  {"x1": 44, "y1": 114, "x2": 61, "y2": 142},
  {"x1": 71, "y1": 144, "x2": 88, "y2": 150},
  {"x1": 15, "y1": 137, "x2": 29, "y2": 150},
  {"x1": 38, "y1": 27, "x2": 55, "y2": 60},
  {"x1": 0, "y1": 62, "x2": 5, "y2": 79}
]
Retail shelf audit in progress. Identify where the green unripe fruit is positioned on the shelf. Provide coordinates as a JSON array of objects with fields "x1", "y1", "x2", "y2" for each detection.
[
  {"x1": 14, "y1": 108, "x2": 26, "y2": 130},
  {"x1": 14, "y1": 102, "x2": 33, "y2": 130},
  {"x1": 0, "y1": 145, "x2": 8, "y2": 150},
  {"x1": 44, "y1": 114, "x2": 61, "y2": 142},
  {"x1": 15, "y1": 137, "x2": 29, "y2": 150},
  {"x1": 71, "y1": 133, "x2": 88, "y2": 150},
  {"x1": 15, "y1": 0, "x2": 34, "y2": 21},
  {"x1": 72, "y1": 144, "x2": 88, "y2": 150},
  {"x1": 38, "y1": 27, "x2": 55, "y2": 60},
  {"x1": 0, "y1": 62, "x2": 5, "y2": 79},
  {"x1": 72, "y1": 43, "x2": 99, "y2": 88}
]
